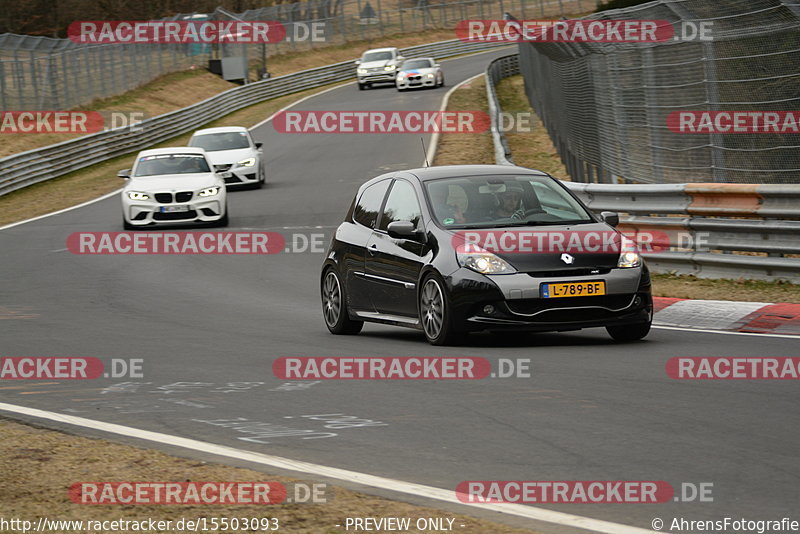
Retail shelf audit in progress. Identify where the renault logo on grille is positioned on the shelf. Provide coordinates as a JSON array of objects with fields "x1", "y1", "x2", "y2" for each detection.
[{"x1": 560, "y1": 253, "x2": 575, "y2": 265}]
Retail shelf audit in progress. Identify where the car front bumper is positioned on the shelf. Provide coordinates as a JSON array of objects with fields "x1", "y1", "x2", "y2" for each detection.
[
  {"x1": 443, "y1": 265, "x2": 653, "y2": 332},
  {"x1": 123, "y1": 198, "x2": 226, "y2": 226},
  {"x1": 397, "y1": 76, "x2": 436, "y2": 89},
  {"x1": 214, "y1": 163, "x2": 259, "y2": 185},
  {"x1": 358, "y1": 72, "x2": 396, "y2": 84}
]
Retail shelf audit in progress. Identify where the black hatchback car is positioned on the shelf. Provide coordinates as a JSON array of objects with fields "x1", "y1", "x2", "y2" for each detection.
[{"x1": 320, "y1": 165, "x2": 652, "y2": 345}]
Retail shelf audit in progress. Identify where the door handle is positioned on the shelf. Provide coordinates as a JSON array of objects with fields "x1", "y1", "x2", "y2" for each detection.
[{"x1": 367, "y1": 243, "x2": 378, "y2": 255}]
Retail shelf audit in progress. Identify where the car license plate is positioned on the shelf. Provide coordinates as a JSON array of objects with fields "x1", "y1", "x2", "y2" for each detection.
[
  {"x1": 160, "y1": 205, "x2": 189, "y2": 213},
  {"x1": 541, "y1": 281, "x2": 606, "y2": 298}
]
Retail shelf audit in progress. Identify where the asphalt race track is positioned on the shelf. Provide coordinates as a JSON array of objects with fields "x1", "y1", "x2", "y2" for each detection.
[{"x1": 1, "y1": 49, "x2": 798, "y2": 532}]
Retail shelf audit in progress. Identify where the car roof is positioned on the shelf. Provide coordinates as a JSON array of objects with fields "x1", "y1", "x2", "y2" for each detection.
[
  {"x1": 402, "y1": 165, "x2": 550, "y2": 182},
  {"x1": 192, "y1": 126, "x2": 249, "y2": 136},
  {"x1": 357, "y1": 165, "x2": 552, "y2": 193},
  {"x1": 403, "y1": 57, "x2": 435, "y2": 63},
  {"x1": 137, "y1": 147, "x2": 207, "y2": 158},
  {"x1": 362, "y1": 47, "x2": 397, "y2": 53}
]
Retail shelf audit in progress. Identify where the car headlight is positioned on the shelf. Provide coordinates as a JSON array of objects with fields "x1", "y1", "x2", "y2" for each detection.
[
  {"x1": 426, "y1": 73, "x2": 435, "y2": 78},
  {"x1": 357, "y1": 68, "x2": 367, "y2": 74},
  {"x1": 457, "y1": 244, "x2": 516, "y2": 275},
  {"x1": 127, "y1": 191, "x2": 149, "y2": 201},
  {"x1": 384, "y1": 65, "x2": 396, "y2": 71},
  {"x1": 198, "y1": 187, "x2": 220, "y2": 197},
  {"x1": 236, "y1": 158, "x2": 255, "y2": 167},
  {"x1": 617, "y1": 236, "x2": 641, "y2": 268}
]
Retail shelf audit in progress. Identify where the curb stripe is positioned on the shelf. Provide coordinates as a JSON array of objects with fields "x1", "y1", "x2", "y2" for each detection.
[{"x1": 738, "y1": 303, "x2": 800, "y2": 335}]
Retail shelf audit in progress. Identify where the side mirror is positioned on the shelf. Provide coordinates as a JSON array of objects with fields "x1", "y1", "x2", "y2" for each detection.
[
  {"x1": 396, "y1": 56, "x2": 406, "y2": 62},
  {"x1": 434, "y1": 64, "x2": 440, "y2": 68},
  {"x1": 213, "y1": 164, "x2": 227, "y2": 172},
  {"x1": 387, "y1": 221, "x2": 419, "y2": 239},
  {"x1": 255, "y1": 142, "x2": 263, "y2": 149},
  {"x1": 354, "y1": 59, "x2": 361, "y2": 65},
  {"x1": 117, "y1": 169, "x2": 131, "y2": 179},
  {"x1": 601, "y1": 211, "x2": 619, "y2": 227}
]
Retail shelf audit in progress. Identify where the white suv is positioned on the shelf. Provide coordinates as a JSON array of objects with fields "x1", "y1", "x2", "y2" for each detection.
[{"x1": 355, "y1": 47, "x2": 406, "y2": 90}]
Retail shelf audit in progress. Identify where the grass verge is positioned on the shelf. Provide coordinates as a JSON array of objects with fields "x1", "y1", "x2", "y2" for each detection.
[
  {"x1": 0, "y1": 419, "x2": 541, "y2": 534},
  {"x1": 652, "y1": 273, "x2": 800, "y2": 303},
  {"x1": 493, "y1": 77, "x2": 568, "y2": 178},
  {"x1": 433, "y1": 77, "x2": 494, "y2": 166}
]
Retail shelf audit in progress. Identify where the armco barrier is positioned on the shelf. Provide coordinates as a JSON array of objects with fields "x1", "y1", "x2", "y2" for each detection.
[
  {"x1": 484, "y1": 54, "x2": 800, "y2": 282},
  {"x1": 0, "y1": 39, "x2": 510, "y2": 197}
]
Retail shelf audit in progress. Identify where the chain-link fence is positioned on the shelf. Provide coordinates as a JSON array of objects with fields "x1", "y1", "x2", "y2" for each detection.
[
  {"x1": 0, "y1": 0, "x2": 596, "y2": 111},
  {"x1": 516, "y1": 0, "x2": 800, "y2": 184}
]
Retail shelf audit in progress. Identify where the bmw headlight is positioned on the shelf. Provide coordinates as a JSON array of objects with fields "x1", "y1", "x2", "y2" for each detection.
[
  {"x1": 426, "y1": 73, "x2": 435, "y2": 78},
  {"x1": 199, "y1": 187, "x2": 220, "y2": 197},
  {"x1": 127, "y1": 191, "x2": 149, "y2": 201},
  {"x1": 357, "y1": 68, "x2": 367, "y2": 74},
  {"x1": 456, "y1": 244, "x2": 516, "y2": 275},
  {"x1": 617, "y1": 236, "x2": 641, "y2": 268},
  {"x1": 236, "y1": 158, "x2": 255, "y2": 167}
]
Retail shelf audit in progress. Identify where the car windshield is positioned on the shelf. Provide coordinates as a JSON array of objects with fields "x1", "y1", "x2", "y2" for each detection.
[
  {"x1": 362, "y1": 51, "x2": 393, "y2": 62},
  {"x1": 189, "y1": 132, "x2": 250, "y2": 152},
  {"x1": 134, "y1": 154, "x2": 211, "y2": 177},
  {"x1": 425, "y1": 175, "x2": 593, "y2": 228},
  {"x1": 402, "y1": 59, "x2": 432, "y2": 70}
]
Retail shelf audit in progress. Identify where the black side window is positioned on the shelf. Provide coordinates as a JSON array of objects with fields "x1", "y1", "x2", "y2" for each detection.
[
  {"x1": 353, "y1": 180, "x2": 391, "y2": 229},
  {"x1": 379, "y1": 180, "x2": 422, "y2": 231}
]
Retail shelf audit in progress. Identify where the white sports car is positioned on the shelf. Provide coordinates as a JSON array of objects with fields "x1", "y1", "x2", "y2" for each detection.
[
  {"x1": 396, "y1": 58, "x2": 444, "y2": 91},
  {"x1": 119, "y1": 147, "x2": 228, "y2": 229},
  {"x1": 188, "y1": 126, "x2": 265, "y2": 188}
]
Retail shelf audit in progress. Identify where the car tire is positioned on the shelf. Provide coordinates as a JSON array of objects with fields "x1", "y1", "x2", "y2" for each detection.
[
  {"x1": 419, "y1": 274, "x2": 459, "y2": 346},
  {"x1": 438, "y1": 75, "x2": 445, "y2": 87},
  {"x1": 358, "y1": 82, "x2": 366, "y2": 91},
  {"x1": 322, "y1": 268, "x2": 364, "y2": 335},
  {"x1": 606, "y1": 308, "x2": 652, "y2": 342}
]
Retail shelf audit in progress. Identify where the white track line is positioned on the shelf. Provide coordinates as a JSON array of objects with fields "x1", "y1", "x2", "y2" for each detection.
[{"x1": 0, "y1": 402, "x2": 657, "y2": 534}]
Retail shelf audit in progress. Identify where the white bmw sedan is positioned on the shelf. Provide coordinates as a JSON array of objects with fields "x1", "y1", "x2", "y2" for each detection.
[
  {"x1": 119, "y1": 147, "x2": 228, "y2": 229},
  {"x1": 396, "y1": 58, "x2": 444, "y2": 91},
  {"x1": 188, "y1": 126, "x2": 264, "y2": 188}
]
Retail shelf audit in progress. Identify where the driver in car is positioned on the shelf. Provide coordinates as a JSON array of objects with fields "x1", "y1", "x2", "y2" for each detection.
[{"x1": 492, "y1": 182, "x2": 525, "y2": 220}]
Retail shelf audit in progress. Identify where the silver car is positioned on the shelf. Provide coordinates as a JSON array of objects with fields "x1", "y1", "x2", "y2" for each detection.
[{"x1": 355, "y1": 47, "x2": 406, "y2": 90}]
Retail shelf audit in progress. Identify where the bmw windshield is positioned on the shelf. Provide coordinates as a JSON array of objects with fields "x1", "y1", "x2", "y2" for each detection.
[
  {"x1": 401, "y1": 59, "x2": 433, "y2": 70},
  {"x1": 425, "y1": 175, "x2": 594, "y2": 229},
  {"x1": 134, "y1": 154, "x2": 211, "y2": 177}
]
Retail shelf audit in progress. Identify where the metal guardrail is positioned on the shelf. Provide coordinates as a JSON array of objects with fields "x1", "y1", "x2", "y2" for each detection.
[
  {"x1": 484, "y1": 53, "x2": 800, "y2": 282},
  {"x1": 0, "y1": 39, "x2": 508, "y2": 197}
]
